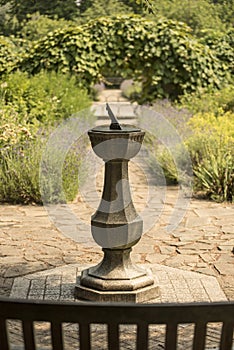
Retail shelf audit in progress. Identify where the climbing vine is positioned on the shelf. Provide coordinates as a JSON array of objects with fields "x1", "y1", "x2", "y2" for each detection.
[
  {"x1": 0, "y1": 36, "x2": 20, "y2": 76},
  {"x1": 2, "y1": 15, "x2": 229, "y2": 102}
]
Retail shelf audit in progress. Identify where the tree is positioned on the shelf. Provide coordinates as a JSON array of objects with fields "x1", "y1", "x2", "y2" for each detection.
[
  {"x1": 79, "y1": 0, "x2": 134, "y2": 19},
  {"x1": 143, "y1": 0, "x2": 226, "y2": 34},
  {"x1": 143, "y1": 0, "x2": 233, "y2": 32},
  {"x1": 214, "y1": 0, "x2": 234, "y2": 28},
  {"x1": 0, "y1": 3, "x2": 11, "y2": 34},
  {"x1": 121, "y1": 0, "x2": 143, "y2": 13},
  {"x1": 19, "y1": 13, "x2": 74, "y2": 41},
  {"x1": 0, "y1": 0, "x2": 79, "y2": 22}
]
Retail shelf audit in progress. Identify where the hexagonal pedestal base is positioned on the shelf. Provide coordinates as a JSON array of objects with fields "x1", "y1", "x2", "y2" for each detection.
[
  {"x1": 74, "y1": 277, "x2": 160, "y2": 303},
  {"x1": 74, "y1": 248, "x2": 160, "y2": 302}
]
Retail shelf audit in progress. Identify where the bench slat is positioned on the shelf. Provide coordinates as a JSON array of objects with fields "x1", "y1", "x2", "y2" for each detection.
[
  {"x1": 192, "y1": 323, "x2": 206, "y2": 350},
  {"x1": 23, "y1": 320, "x2": 36, "y2": 350},
  {"x1": 165, "y1": 323, "x2": 177, "y2": 350},
  {"x1": 51, "y1": 322, "x2": 63, "y2": 350},
  {"x1": 108, "y1": 323, "x2": 119, "y2": 350},
  {"x1": 0, "y1": 299, "x2": 233, "y2": 350},
  {"x1": 0, "y1": 319, "x2": 9, "y2": 350},
  {"x1": 137, "y1": 324, "x2": 148, "y2": 350},
  {"x1": 220, "y1": 322, "x2": 234, "y2": 350},
  {"x1": 79, "y1": 323, "x2": 91, "y2": 350}
]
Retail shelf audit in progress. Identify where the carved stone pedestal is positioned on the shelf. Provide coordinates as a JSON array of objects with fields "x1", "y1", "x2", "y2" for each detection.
[{"x1": 75, "y1": 125, "x2": 160, "y2": 302}]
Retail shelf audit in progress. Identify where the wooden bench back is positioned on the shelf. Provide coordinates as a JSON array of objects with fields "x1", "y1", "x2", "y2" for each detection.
[{"x1": 0, "y1": 298, "x2": 233, "y2": 350}]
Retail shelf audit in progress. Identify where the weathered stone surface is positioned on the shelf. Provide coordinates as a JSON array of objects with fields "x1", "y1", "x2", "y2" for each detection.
[
  {"x1": 0, "y1": 277, "x2": 13, "y2": 297},
  {"x1": 218, "y1": 238, "x2": 234, "y2": 245},
  {"x1": 4, "y1": 262, "x2": 48, "y2": 278},
  {"x1": 218, "y1": 276, "x2": 234, "y2": 301},
  {"x1": 0, "y1": 246, "x2": 24, "y2": 256},
  {"x1": 172, "y1": 230, "x2": 204, "y2": 241},
  {"x1": 9, "y1": 263, "x2": 227, "y2": 304},
  {"x1": 185, "y1": 217, "x2": 212, "y2": 228},
  {"x1": 75, "y1": 276, "x2": 160, "y2": 302},
  {"x1": 35, "y1": 257, "x2": 64, "y2": 267},
  {"x1": 179, "y1": 241, "x2": 213, "y2": 252},
  {"x1": 0, "y1": 257, "x2": 25, "y2": 265},
  {"x1": 221, "y1": 225, "x2": 234, "y2": 234},
  {"x1": 194, "y1": 207, "x2": 234, "y2": 218},
  {"x1": 145, "y1": 254, "x2": 168, "y2": 264},
  {"x1": 217, "y1": 217, "x2": 234, "y2": 225},
  {"x1": 176, "y1": 249, "x2": 199, "y2": 255},
  {"x1": 199, "y1": 253, "x2": 217, "y2": 263},
  {"x1": 216, "y1": 254, "x2": 233, "y2": 264},
  {"x1": 133, "y1": 243, "x2": 155, "y2": 253},
  {"x1": 218, "y1": 245, "x2": 234, "y2": 251},
  {"x1": 165, "y1": 254, "x2": 199, "y2": 267},
  {"x1": 214, "y1": 262, "x2": 234, "y2": 276},
  {"x1": 159, "y1": 246, "x2": 175, "y2": 254},
  {"x1": 195, "y1": 267, "x2": 217, "y2": 277}
]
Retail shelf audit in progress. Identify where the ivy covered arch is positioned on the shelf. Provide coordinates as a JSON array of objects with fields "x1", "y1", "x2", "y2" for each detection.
[{"x1": 18, "y1": 15, "x2": 227, "y2": 102}]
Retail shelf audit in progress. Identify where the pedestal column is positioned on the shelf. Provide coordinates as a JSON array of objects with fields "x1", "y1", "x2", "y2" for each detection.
[{"x1": 75, "y1": 126, "x2": 160, "y2": 302}]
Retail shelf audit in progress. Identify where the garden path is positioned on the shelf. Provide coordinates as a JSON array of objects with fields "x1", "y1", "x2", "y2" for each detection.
[{"x1": 0, "y1": 89, "x2": 233, "y2": 303}]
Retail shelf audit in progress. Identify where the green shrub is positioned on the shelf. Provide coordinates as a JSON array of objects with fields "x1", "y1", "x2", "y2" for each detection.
[
  {"x1": 148, "y1": 142, "x2": 193, "y2": 186},
  {"x1": 0, "y1": 70, "x2": 91, "y2": 125},
  {"x1": 142, "y1": 103, "x2": 234, "y2": 202},
  {"x1": 199, "y1": 28, "x2": 234, "y2": 76},
  {"x1": 186, "y1": 111, "x2": 234, "y2": 202},
  {"x1": 0, "y1": 70, "x2": 94, "y2": 204},
  {"x1": 148, "y1": 145, "x2": 178, "y2": 185},
  {"x1": 18, "y1": 13, "x2": 75, "y2": 42},
  {"x1": 0, "y1": 124, "x2": 91, "y2": 204},
  {"x1": 0, "y1": 137, "x2": 44, "y2": 204},
  {"x1": 192, "y1": 145, "x2": 234, "y2": 202},
  {"x1": 0, "y1": 112, "x2": 34, "y2": 148},
  {"x1": 179, "y1": 85, "x2": 234, "y2": 115},
  {"x1": 139, "y1": 100, "x2": 192, "y2": 185},
  {"x1": 39, "y1": 129, "x2": 90, "y2": 205},
  {"x1": 0, "y1": 36, "x2": 19, "y2": 76},
  {"x1": 145, "y1": 0, "x2": 225, "y2": 35}
]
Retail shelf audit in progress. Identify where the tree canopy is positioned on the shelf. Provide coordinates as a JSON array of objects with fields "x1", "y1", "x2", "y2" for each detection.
[
  {"x1": 0, "y1": 0, "x2": 233, "y2": 36},
  {"x1": 0, "y1": 0, "x2": 79, "y2": 21},
  {"x1": 79, "y1": 0, "x2": 133, "y2": 19}
]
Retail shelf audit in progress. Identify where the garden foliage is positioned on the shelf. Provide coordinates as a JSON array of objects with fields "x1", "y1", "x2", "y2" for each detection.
[
  {"x1": 18, "y1": 13, "x2": 75, "y2": 42},
  {"x1": 179, "y1": 85, "x2": 234, "y2": 115},
  {"x1": 0, "y1": 0, "x2": 79, "y2": 22},
  {"x1": 0, "y1": 11, "x2": 233, "y2": 203},
  {"x1": 187, "y1": 112, "x2": 234, "y2": 202},
  {"x1": 0, "y1": 71, "x2": 93, "y2": 204},
  {"x1": 0, "y1": 36, "x2": 19, "y2": 75},
  {"x1": 6, "y1": 15, "x2": 228, "y2": 103},
  {"x1": 0, "y1": 70, "x2": 91, "y2": 124},
  {"x1": 200, "y1": 29, "x2": 234, "y2": 76},
  {"x1": 145, "y1": 0, "x2": 225, "y2": 34},
  {"x1": 144, "y1": 100, "x2": 234, "y2": 202}
]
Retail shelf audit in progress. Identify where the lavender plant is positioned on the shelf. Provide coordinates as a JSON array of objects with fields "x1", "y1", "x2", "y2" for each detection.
[{"x1": 0, "y1": 71, "x2": 94, "y2": 204}]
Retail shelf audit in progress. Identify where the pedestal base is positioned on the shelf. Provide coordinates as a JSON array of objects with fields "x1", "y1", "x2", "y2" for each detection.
[
  {"x1": 75, "y1": 277, "x2": 160, "y2": 302},
  {"x1": 75, "y1": 248, "x2": 159, "y2": 301}
]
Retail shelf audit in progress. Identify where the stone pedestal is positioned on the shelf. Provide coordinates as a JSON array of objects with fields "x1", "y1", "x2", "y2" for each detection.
[
  {"x1": 75, "y1": 248, "x2": 159, "y2": 302},
  {"x1": 75, "y1": 125, "x2": 160, "y2": 302}
]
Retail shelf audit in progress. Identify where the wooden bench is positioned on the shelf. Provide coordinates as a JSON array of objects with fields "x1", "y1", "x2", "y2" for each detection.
[{"x1": 0, "y1": 297, "x2": 233, "y2": 350}]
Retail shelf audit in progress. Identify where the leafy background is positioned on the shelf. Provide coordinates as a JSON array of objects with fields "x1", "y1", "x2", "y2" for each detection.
[{"x1": 0, "y1": 0, "x2": 233, "y2": 203}]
